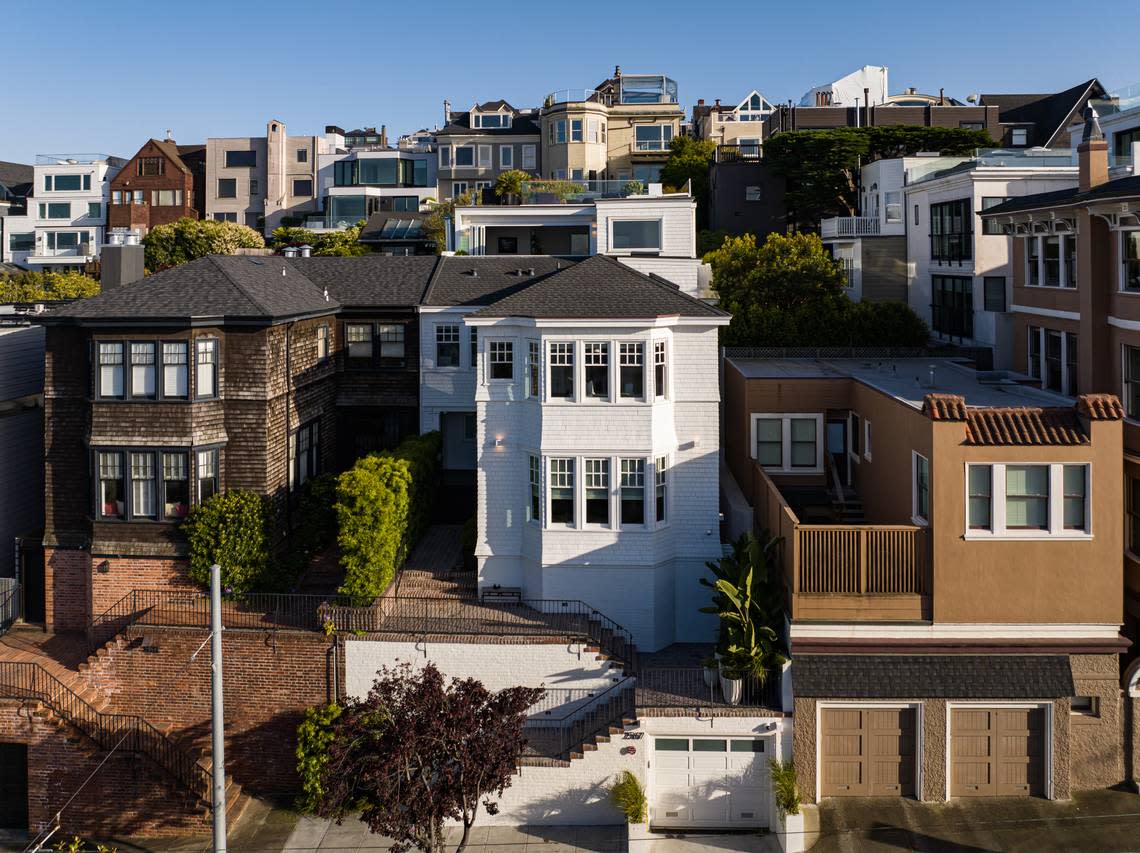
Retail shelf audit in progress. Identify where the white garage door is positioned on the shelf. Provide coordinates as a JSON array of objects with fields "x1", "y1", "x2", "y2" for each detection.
[{"x1": 652, "y1": 736, "x2": 770, "y2": 829}]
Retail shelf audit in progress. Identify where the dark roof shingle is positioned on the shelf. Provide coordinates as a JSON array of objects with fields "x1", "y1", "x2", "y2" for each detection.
[
  {"x1": 288, "y1": 255, "x2": 437, "y2": 307},
  {"x1": 794, "y1": 655, "x2": 1074, "y2": 699},
  {"x1": 981, "y1": 175, "x2": 1140, "y2": 218},
  {"x1": 423, "y1": 256, "x2": 572, "y2": 307}
]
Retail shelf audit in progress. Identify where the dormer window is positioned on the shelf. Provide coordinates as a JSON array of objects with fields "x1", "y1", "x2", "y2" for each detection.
[{"x1": 474, "y1": 113, "x2": 512, "y2": 129}]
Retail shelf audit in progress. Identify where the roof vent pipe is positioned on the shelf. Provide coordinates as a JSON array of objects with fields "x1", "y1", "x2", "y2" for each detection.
[
  {"x1": 323, "y1": 287, "x2": 329, "y2": 302},
  {"x1": 299, "y1": 244, "x2": 312, "y2": 258},
  {"x1": 283, "y1": 246, "x2": 298, "y2": 258},
  {"x1": 528, "y1": 267, "x2": 535, "y2": 276},
  {"x1": 471, "y1": 269, "x2": 477, "y2": 277}
]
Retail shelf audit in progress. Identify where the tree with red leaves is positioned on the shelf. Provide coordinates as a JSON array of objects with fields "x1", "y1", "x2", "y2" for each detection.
[{"x1": 311, "y1": 662, "x2": 544, "y2": 853}]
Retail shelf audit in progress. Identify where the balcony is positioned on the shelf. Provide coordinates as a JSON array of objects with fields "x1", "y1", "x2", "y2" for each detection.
[
  {"x1": 751, "y1": 463, "x2": 931, "y2": 621},
  {"x1": 544, "y1": 89, "x2": 610, "y2": 108},
  {"x1": 716, "y1": 144, "x2": 761, "y2": 163},
  {"x1": 514, "y1": 179, "x2": 651, "y2": 205},
  {"x1": 820, "y1": 216, "x2": 881, "y2": 239}
]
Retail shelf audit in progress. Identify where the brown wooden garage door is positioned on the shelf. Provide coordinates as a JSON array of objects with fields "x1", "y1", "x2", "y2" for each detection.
[
  {"x1": 821, "y1": 707, "x2": 916, "y2": 797},
  {"x1": 951, "y1": 707, "x2": 1045, "y2": 797}
]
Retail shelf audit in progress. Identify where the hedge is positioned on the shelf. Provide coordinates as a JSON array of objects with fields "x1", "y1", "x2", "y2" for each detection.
[
  {"x1": 182, "y1": 490, "x2": 273, "y2": 594},
  {"x1": 335, "y1": 432, "x2": 442, "y2": 603}
]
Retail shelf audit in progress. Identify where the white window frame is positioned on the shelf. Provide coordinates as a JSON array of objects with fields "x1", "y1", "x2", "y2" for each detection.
[
  {"x1": 477, "y1": 145, "x2": 492, "y2": 169},
  {"x1": 583, "y1": 458, "x2": 612, "y2": 529},
  {"x1": 500, "y1": 145, "x2": 513, "y2": 169},
  {"x1": 453, "y1": 145, "x2": 475, "y2": 168},
  {"x1": 963, "y1": 462, "x2": 1091, "y2": 540},
  {"x1": 1120, "y1": 230, "x2": 1140, "y2": 294},
  {"x1": 653, "y1": 340, "x2": 668, "y2": 399},
  {"x1": 863, "y1": 420, "x2": 872, "y2": 461},
  {"x1": 749, "y1": 414, "x2": 824, "y2": 474},
  {"x1": 609, "y1": 219, "x2": 663, "y2": 253},
  {"x1": 451, "y1": 181, "x2": 469, "y2": 198},
  {"x1": 912, "y1": 452, "x2": 930, "y2": 526},
  {"x1": 654, "y1": 455, "x2": 669, "y2": 527},
  {"x1": 488, "y1": 340, "x2": 514, "y2": 382},
  {"x1": 522, "y1": 144, "x2": 537, "y2": 170},
  {"x1": 439, "y1": 146, "x2": 452, "y2": 169},
  {"x1": 528, "y1": 454, "x2": 541, "y2": 524},
  {"x1": 526, "y1": 339, "x2": 540, "y2": 399},
  {"x1": 548, "y1": 457, "x2": 576, "y2": 528}
]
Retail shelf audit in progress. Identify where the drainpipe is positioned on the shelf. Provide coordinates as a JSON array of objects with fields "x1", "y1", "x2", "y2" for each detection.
[{"x1": 284, "y1": 321, "x2": 293, "y2": 535}]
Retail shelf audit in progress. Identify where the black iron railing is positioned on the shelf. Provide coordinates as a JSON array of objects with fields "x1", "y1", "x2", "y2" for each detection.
[
  {"x1": 522, "y1": 677, "x2": 636, "y2": 762},
  {"x1": 0, "y1": 661, "x2": 211, "y2": 803},
  {"x1": 88, "y1": 590, "x2": 637, "y2": 669},
  {"x1": 0, "y1": 580, "x2": 19, "y2": 635},
  {"x1": 635, "y1": 667, "x2": 782, "y2": 710}
]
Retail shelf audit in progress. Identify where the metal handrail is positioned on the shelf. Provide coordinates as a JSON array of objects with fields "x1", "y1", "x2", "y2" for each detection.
[
  {"x1": 0, "y1": 661, "x2": 212, "y2": 803},
  {"x1": 636, "y1": 667, "x2": 781, "y2": 710},
  {"x1": 0, "y1": 581, "x2": 19, "y2": 635},
  {"x1": 522, "y1": 677, "x2": 636, "y2": 761}
]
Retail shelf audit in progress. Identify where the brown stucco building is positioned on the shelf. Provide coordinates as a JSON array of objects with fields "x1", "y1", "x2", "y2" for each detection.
[
  {"x1": 723, "y1": 354, "x2": 1129, "y2": 801},
  {"x1": 107, "y1": 138, "x2": 206, "y2": 234}
]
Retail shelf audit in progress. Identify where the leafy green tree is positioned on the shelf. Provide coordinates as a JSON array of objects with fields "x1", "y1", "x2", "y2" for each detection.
[
  {"x1": 763, "y1": 126, "x2": 993, "y2": 230},
  {"x1": 660, "y1": 136, "x2": 717, "y2": 228},
  {"x1": 271, "y1": 223, "x2": 370, "y2": 257},
  {"x1": 182, "y1": 490, "x2": 272, "y2": 594},
  {"x1": 422, "y1": 194, "x2": 471, "y2": 255},
  {"x1": 0, "y1": 270, "x2": 100, "y2": 302},
  {"x1": 143, "y1": 217, "x2": 265, "y2": 271},
  {"x1": 696, "y1": 229, "x2": 731, "y2": 259}
]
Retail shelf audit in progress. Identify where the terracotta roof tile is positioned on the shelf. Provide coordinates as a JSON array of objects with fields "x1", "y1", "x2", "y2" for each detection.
[
  {"x1": 1077, "y1": 393, "x2": 1125, "y2": 421},
  {"x1": 922, "y1": 393, "x2": 967, "y2": 421},
  {"x1": 965, "y1": 408, "x2": 1088, "y2": 446}
]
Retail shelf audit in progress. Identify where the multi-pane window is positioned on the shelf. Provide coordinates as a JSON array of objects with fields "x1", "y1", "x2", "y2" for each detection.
[
  {"x1": 130, "y1": 343, "x2": 156, "y2": 399},
  {"x1": 931, "y1": 275, "x2": 973, "y2": 339},
  {"x1": 98, "y1": 342, "x2": 124, "y2": 398},
  {"x1": 884, "y1": 191, "x2": 902, "y2": 223},
  {"x1": 571, "y1": 119, "x2": 583, "y2": 142},
  {"x1": 549, "y1": 343, "x2": 574, "y2": 399},
  {"x1": 1026, "y1": 327, "x2": 1077, "y2": 396},
  {"x1": 39, "y1": 202, "x2": 70, "y2": 219},
  {"x1": 1027, "y1": 237, "x2": 1040, "y2": 286},
  {"x1": 654, "y1": 341, "x2": 667, "y2": 398},
  {"x1": 162, "y1": 342, "x2": 188, "y2": 398},
  {"x1": 585, "y1": 343, "x2": 609, "y2": 398},
  {"x1": 980, "y1": 197, "x2": 1010, "y2": 235},
  {"x1": 151, "y1": 190, "x2": 183, "y2": 206},
  {"x1": 522, "y1": 145, "x2": 536, "y2": 170},
  {"x1": 585, "y1": 459, "x2": 610, "y2": 525},
  {"x1": 755, "y1": 419, "x2": 782, "y2": 467},
  {"x1": 1006, "y1": 465, "x2": 1048, "y2": 530},
  {"x1": 1028, "y1": 326, "x2": 1042, "y2": 379},
  {"x1": 1043, "y1": 236, "x2": 1061, "y2": 287},
  {"x1": 196, "y1": 339, "x2": 218, "y2": 398},
  {"x1": 968, "y1": 465, "x2": 992, "y2": 530},
  {"x1": 469, "y1": 327, "x2": 478, "y2": 367},
  {"x1": 317, "y1": 325, "x2": 330, "y2": 362},
  {"x1": 43, "y1": 174, "x2": 90, "y2": 192},
  {"x1": 346, "y1": 324, "x2": 373, "y2": 363},
  {"x1": 529, "y1": 455, "x2": 541, "y2": 522},
  {"x1": 290, "y1": 421, "x2": 320, "y2": 489},
  {"x1": 1126, "y1": 345, "x2": 1140, "y2": 418},
  {"x1": 379, "y1": 324, "x2": 405, "y2": 366},
  {"x1": 163, "y1": 452, "x2": 189, "y2": 519},
  {"x1": 634, "y1": 124, "x2": 673, "y2": 151},
  {"x1": 138, "y1": 157, "x2": 164, "y2": 176},
  {"x1": 753, "y1": 415, "x2": 819, "y2": 471},
  {"x1": 549, "y1": 458, "x2": 575, "y2": 525},
  {"x1": 197, "y1": 449, "x2": 219, "y2": 503},
  {"x1": 131, "y1": 452, "x2": 156, "y2": 518},
  {"x1": 98, "y1": 452, "x2": 125, "y2": 519},
  {"x1": 1063, "y1": 465, "x2": 1086, "y2": 530},
  {"x1": 913, "y1": 453, "x2": 930, "y2": 522},
  {"x1": 655, "y1": 457, "x2": 668, "y2": 524},
  {"x1": 1124, "y1": 232, "x2": 1140, "y2": 293},
  {"x1": 619, "y1": 343, "x2": 644, "y2": 399},
  {"x1": 489, "y1": 341, "x2": 513, "y2": 380},
  {"x1": 1044, "y1": 330, "x2": 1063, "y2": 392},
  {"x1": 930, "y1": 198, "x2": 972, "y2": 262},
  {"x1": 436, "y1": 324, "x2": 460, "y2": 367},
  {"x1": 620, "y1": 459, "x2": 645, "y2": 525},
  {"x1": 526, "y1": 341, "x2": 540, "y2": 398}
]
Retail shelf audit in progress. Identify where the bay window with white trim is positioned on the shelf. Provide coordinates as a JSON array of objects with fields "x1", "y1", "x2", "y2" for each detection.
[
  {"x1": 750, "y1": 414, "x2": 823, "y2": 472},
  {"x1": 964, "y1": 462, "x2": 1090, "y2": 538}
]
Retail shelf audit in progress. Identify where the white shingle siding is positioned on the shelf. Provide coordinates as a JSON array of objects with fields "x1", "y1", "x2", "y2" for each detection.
[
  {"x1": 595, "y1": 197, "x2": 696, "y2": 258},
  {"x1": 617, "y1": 256, "x2": 704, "y2": 297},
  {"x1": 419, "y1": 308, "x2": 479, "y2": 432}
]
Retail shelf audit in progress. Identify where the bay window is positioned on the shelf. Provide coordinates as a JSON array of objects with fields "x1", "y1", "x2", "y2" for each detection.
[
  {"x1": 197, "y1": 449, "x2": 219, "y2": 503},
  {"x1": 162, "y1": 342, "x2": 188, "y2": 398},
  {"x1": 549, "y1": 343, "x2": 574, "y2": 399},
  {"x1": 196, "y1": 339, "x2": 217, "y2": 398},
  {"x1": 98, "y1": 342, "x2": 124, "y2": 398},
  {"x1": 619, "y1": 343, "x2": 644, "y2": 399},
  {"x1": 454, "y1": 146, "x2": 475, "y2": 167},
  {"x1": 526, "y1": 341, "x2": 540, "y2": 398},
  {"x1": 379, "y1": 324, "x2": 405, "y2": 366},
  {"x1": 130, "y1": 342, "x2": 156, "y2": 399},
  {"x1": 585, "y1": 343, "x2": 609, "y2": 398},
  {"x1": 529, "y1": 455, "x2": 541, "y2": 522},
  {"x1": 966, "y1": 463, "x2": 1089, "y2": 536},
  {"x1": 655, "y1": 457, "x2": 668, "y2": 524},
  {"x1": 585, "y1": 459, "x2": 610, "y2": 525},
  {"x1": 620, "y1": 459, "x2": 645, "y2": 525},
  {"x1": 654, "y1": 341, "x2": 667, "y2": 398},
  {"x1": 163, "y1": 452, "x2": 189, "y2": 519},
  {"x1": 571, "y1": 119, "x2": 583, "y2": 142},
  {"x1": 1124, "y1": 232, "x2": 1140, "y2": 292},
  {"x1": 549, "y1": 458, "x2": 575, "y2": 525}
]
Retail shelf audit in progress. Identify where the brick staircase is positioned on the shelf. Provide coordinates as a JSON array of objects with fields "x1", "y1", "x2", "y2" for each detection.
[
  {"x1": 0, "y1": 631, "x2": 248, "y2": 829},
  {"x1": 520, "y1": 674, "x2": 637, "y2": 767}
]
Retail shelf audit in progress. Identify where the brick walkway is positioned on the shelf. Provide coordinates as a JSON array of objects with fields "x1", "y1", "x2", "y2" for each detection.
[{"x1": 394, "y1": 524, "x2": 474, "y2": 597}]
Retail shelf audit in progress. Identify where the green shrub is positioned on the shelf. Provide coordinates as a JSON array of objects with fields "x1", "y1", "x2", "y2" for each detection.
[
  {"x1": 182, "y1": 491, "x2": 273, "y2": 594},
  {"x1": 335, "y1": 432, "x2": 441, "y2": 603},
  {"x1": 609, "y1": 770, "x2": 647, "y2": 823},
  {"x1": 769, "y1": 758, "x2": 801, "y2": 818},
  {"x1": 296, "y1": 703, "x2": 343, "y2": 813}
]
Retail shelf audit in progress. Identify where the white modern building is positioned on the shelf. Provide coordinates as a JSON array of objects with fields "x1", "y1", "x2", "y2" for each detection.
[
  {"x1": 904, "y1": 150, "x2": 1079, "y2": 368},
  {"x1": 451, "y1": 184, "x2": 707, "y2": 296},
  {"x1": 311, "y1": 144, "x2": 437, "y2": 231},
  {"x1": 1067, "y1": 85, "x2": 1140, "y2": 174},
  {"x1": 1, "y1": 154, "x2": 126, "y2": 271}
]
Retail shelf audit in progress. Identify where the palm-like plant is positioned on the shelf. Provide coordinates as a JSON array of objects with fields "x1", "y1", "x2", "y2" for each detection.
[{"x1": 700, "y1": 532, "x2": 788, "y2": 682}]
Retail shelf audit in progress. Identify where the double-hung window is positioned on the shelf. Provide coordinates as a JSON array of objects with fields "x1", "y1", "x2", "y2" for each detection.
[
  {"x1": 477, "y1": 145, "x2": 492, "y2": 169},
  {"x1": 131, "y1": 452, "x2": 157, "y2": 518},
  {"x1": 966, "y1": 463, "x2": 1089, "y2": 536},
  {"x1": 554, "y1": 120, "x2": 567, "y2": 144},
  {"x1": 317, "y1": 325, "x2": 330, "y2": 362},
  {"x1": 913, "y1": 453, "x2": 930, "y2": 523},
  {"x1": 655, "y1": 457, "x2": 668, "y2": 524},
  {"x1": 197, "y1": 449, "x2": 219, "y2": 503},
  {"x1": 619, "y1": 343, "x2": 644, "y2": 399},
  {"x1": 289, "y1": 421, "x2": 320, "y2": 489},
  {"x1": 162, "y1": 342, "x2": 188, "y2": 398},
  {"x1": 549, "y1": 458, "x2": 575, "y2": 525},
  {"x1": 500, "y1": 146, "x2": 513, "y2": 169},
  {"x1": 489, "y1": 341, "x2": 513, "y2": 380},
  {"x1": 98, "y1": 342, "x2": 124, "y2": 398},
  {"x1": 439, "y1": 146, "x2": 452, "y2": 169},
  {"x1": 130, "y1": 343, "x2": 156, "y2": 399},
  {"x1": 571, "y1": 119, "x2": 583, "y2": 142},
  {"x1": 454, "y1": 146, "x2": 475, "y2": 168},
  {"x1": 379, "y1": 324, "x2": 405, "y2": 366},
  {"x1": 1028, "y1": 325, "x2": 1042, "y2": 379},
  {"x1": 346, "y1": 324, "x2": 373, "y2": 365},
  {"x1": 751, "y1": 415, "x2": 821, "y2": 472},
  {"x1": 196, "y1": 339, "x2": 218, "y2": 398},
  {"x1": 528, "y1": 455, "x2": 541, "y2": 522},
  {"x1": 755, "y1": 419, "x2": 782, "y2": 467},
  {"x1": 635, "y1": 124, "x2": 672, "y2": 151},
  {"x1": 585, "y1": 459, "x2": 610, "y2": 525},
  {"x1": 1027, "y1": 238, "x2": 1041, "y2": 286},
  {"x1": 163, "y1": 452, "x2": 189, "y2": 519},
  {"x1": 526, "y1": 341, "x2": 540, "y2": 398},
  {"x1": 620, "y1": 459, "x2": 645, "y2": 525},
  {"x1": 522, "y1": 145, "x2": 537, "y2": 170},
  {"x1": 653, "y1": 341, "x2": 667, "y2": 398},
  {"x1": 585, "y1": 343, "x2": 609, "y2": 399},
  {"x1": 98, "y1": 451, "x2": 125, "y2": 519},
  {"x1": 549, "y1": 343, "x2": 574, "y2": 399},
  {"x1": 436, "y1": 324, "x2": 460, "y2": 367}
]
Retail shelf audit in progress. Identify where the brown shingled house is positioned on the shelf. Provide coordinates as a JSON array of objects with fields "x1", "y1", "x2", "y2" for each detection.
[
  {"x1": 107, "y1": 138, "x2": 206, "y2": 233},
  {"x1": 723, "y1": 354, "x2": 1128, "y2": 802}
]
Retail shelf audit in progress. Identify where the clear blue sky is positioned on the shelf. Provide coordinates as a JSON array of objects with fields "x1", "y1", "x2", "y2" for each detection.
[{"x1": 2, "y1": 0, "x2": 1135, "y2": 164}]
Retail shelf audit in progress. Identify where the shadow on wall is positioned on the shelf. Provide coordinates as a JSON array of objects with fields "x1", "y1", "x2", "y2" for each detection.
[{"x1": 509, "y1": 778, "x2": 624, "y2": 826}]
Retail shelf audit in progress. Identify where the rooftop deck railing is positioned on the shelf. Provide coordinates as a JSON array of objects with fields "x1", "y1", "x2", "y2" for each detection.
[
  {"x1": 515, "y1": 179, "x2": 651, "y2": 204},
  {"x1": 821, "y1": 216, "x2": 880, "y2": 238},
  {"x1": 635, "y1": 667, "x2": 781, "y2": 710}
]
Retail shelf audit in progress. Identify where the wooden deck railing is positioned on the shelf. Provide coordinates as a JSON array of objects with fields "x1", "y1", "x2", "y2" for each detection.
[{"x1": 751, "y1": 463, "x2": 930, "y2": 599}]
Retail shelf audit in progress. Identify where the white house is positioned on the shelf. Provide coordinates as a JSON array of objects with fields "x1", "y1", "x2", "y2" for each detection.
[
  {"x1": 451, "y1": 186, "x2": 706, "y2": 296},
  {"x1": 904, "y1": 149, "x2": 1078, "y2": 368},
  {"x1": 2, "y1": 154, "x2": 125, "y2": 271}
]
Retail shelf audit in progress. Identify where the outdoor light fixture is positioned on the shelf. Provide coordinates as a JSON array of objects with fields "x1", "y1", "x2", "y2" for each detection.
[{"x1": 96, "y1": 559, "x2": 110, "y2": 574}]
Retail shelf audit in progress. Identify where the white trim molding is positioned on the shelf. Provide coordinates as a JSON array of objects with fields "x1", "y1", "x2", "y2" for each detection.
[
  {"x1": 789, "y1": 622, "x2": 1122, "y2": 641},
  {"x1": 1010, "y1": 305, "x2": 1081, "y2": 322},
  {"x1": 1107, "y1": 315, "x2": 1140, "y2": 332}
]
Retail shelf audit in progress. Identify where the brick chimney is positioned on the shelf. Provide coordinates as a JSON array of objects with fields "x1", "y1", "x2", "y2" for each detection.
[{"x1": 1078, "y1": 105, "x2": 1108, "y2": 193}]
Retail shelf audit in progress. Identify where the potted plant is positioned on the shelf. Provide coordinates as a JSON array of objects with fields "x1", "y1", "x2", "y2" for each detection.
[
  {"x1": 609, "y1": 769, "x2": 650, "y2": 843},
  {"x1": 769, "y1": 758, "x2": 806, "y2": 852},
  {"x1": 493, "y1": 169, "x2": 530, "y2": 206},
  {"x1": 718, "y1": 651, "x2": 747, "y2": 706},
  {"x1": 700, "y1": 655, "x2": 718, "y2": 688}
]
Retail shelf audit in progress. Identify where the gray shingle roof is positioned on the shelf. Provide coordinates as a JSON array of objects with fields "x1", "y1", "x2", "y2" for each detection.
[
  {"x1": 794, "y1": 655, "x2": 1074, "y2": 699},
  {"x1": 288, "y1": 255, "x2": 437, "y2": 307},
  {"x1": 43, "y1": 255, "x2": 337, "y2": 325},
  {"x1": 423, "y1": 256, "x2": 573, "y2": 307},
  {"x1": 470, "y1": 255, "x2": 729, "y2": 320}
]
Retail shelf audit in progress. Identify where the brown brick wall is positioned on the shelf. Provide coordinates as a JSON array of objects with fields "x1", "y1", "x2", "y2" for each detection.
[
  {"x1": 86, "y1": 628, "x2": 339, "y2": 795},
  {"x1": 108, "y1": 140, "x2": 199, "y2": 232},
  {"x1": 0, "y1": 700, "x2": 210, "y2": 836},
  {"x1": 44, "y1": 547, "x2": 90, "y2": 630}
]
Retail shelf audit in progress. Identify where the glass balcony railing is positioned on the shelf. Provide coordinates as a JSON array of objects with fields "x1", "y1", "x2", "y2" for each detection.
[
  {"x1": 514, "y1": 179, "x2": 650, "y2": 204},
  {"x1": 544, "y1": 89, "x2": 609, "y2": 108},
  {"x1": 1090, "y1": 83, "x2": 1140, "y2": 117}
]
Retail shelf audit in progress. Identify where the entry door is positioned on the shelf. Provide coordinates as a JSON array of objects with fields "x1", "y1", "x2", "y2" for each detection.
[
  {"x1": 951, "y1": 707, "x2": 1045, "y2": 797},
  {"x1": 821, "y1": 707, "x2": 916, "y2": 797},
  {"x1": 652, "y1": 737, "x2": 770, "y2": 828},
  {"x1": 0, "y1": 743, "x2": 28, "y2": 829},
  {"x1": 19, "y1": 543, "x2": 44, "y2": 624},
  {"x1": 826, "y1": 419, "x2": 848, "y2": 486},
  {"x1": 441, "y1": 412, "x2": 477, "y2": 470}
]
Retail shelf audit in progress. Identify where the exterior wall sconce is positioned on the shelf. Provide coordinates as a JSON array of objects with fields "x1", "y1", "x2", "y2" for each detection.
[
  {"x1": 96, "y1": 559, "x2": 110, "y2": 574},
  {"x1": 494, "y1": 436, "x2": 504, "y2": 448}
]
